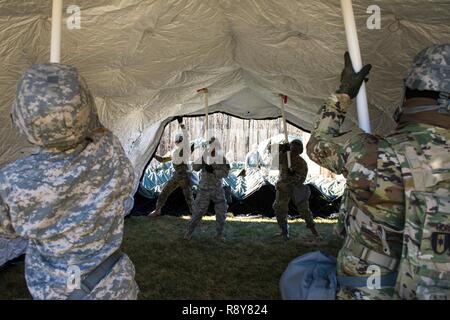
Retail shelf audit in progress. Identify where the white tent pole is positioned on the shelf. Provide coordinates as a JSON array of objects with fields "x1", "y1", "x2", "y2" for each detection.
[
  {"x1": 197, "y1": 88, "x2": 209, "y2": 139},
  {"x1": 279, "y1": 95, "x2": 292, "y2": 169},
  {"x1": 204, "y1": 89, "x2": 209, "y2": 137},
  {"x1": 50, "y1": 0, "x2": 63, "y2": 63},
  {"x1": 340, "y1": 0, "x2": 371, "y2": 133}
]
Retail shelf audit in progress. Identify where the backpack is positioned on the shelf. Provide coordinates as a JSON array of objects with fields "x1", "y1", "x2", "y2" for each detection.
[
  {"x1": 386, "y1": 125, "x2": 450, "y2": 300},
  {"x1": 280, "y1": 251, "x2": 338, "y2": 300},
  {"x1": 279, "y1": 250, "x2": 398, "y2": 300}
]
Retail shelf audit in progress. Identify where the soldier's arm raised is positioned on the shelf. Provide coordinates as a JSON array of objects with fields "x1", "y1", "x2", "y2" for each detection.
[
  {"x1": 306, "y1": 94, "x2": 355, "y2": 174},
  {"x1": 307, "y1": 52, "x2": 372, "y2": 175},
  {"x1": 306, "y1": 94, "x2": 380, "y2": 200}
]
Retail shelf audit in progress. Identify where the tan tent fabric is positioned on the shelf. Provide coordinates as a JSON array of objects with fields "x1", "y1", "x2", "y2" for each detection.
[{"x1": 1, "y1": 0, "x2": 449, "y2": 176}]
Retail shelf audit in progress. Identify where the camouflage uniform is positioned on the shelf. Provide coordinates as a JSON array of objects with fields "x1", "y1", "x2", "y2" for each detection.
[
  {"x1": 307, "y1": 44, "x2": 450, "y2": 300},
  {"x1": 186, "y1": 154, "x2": 230, "y2": 237},
  {"x1": 0, "y1": 236, "x2": 27, "y2": 267},
  {"x1": 153, "y1": 144, "x2": 194, "y2": 215},
  {"x1": 391, "y1": 44, "x2": 450, "y2": 300},
  {"x1": 388, "y1": 123, "x2": 450, "y2": 300},
  {"x1": 307, "y1": 94, "x2": 405, "y2": 300},
  {"x1": 273, "y1": 150, "x2": 315, "y2": 236},
  {"x1": 0, "y1": 64, "x2": 139, "y2": 300}
]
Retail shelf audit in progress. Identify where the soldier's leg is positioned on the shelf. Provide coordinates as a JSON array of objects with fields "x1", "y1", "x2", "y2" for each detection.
[
  {"x1": 150, "y1": 177, "x2": 181, "y2": 217},
  {"x1": 212, "y1": 186, "x2": 228, "y2": 239},
  {"x1": 180, "y1": 177, "x2": 195, "y2": 216},
  {"x1": 296, "y1": 200, "x2": 321, "y2": 238},
  {"x1": 185, "y1": 188, "x2": 210, "y2": 239},
  {"x1": 273, "y1": 183, "x2": 290, "y2": 239}
]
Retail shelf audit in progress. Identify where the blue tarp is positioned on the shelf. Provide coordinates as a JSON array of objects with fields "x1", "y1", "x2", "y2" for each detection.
[
  {"x1": 139, "y1": 161, "x2": 346, "y2": 201},
  {"x1": 140, "y1": 134, "x2": 346, "y2": 201}
]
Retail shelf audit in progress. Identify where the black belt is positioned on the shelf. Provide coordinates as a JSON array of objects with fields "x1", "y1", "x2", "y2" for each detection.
[{"x1": 67, "y1": 250, "x2": 123, "y2": 300}]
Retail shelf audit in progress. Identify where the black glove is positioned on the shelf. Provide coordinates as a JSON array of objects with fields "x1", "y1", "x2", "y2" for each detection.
[
  {"x1": 204, "y1": 164, "x2": 214, "y2": 173},
  {"x1": 279, "y1": 143, "x2": 290, "y2": 153},
  {"x1": 175, "y1": 116, "x2": 183, "y2": 124},
  {"x1": 336, "y1": 52, "x2": 372, "y2": 99}
]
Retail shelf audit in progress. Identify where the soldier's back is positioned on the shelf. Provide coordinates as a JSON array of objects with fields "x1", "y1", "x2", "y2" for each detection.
[{"x1": 0, "y1": 130, "x2": 135, "y2": 299}]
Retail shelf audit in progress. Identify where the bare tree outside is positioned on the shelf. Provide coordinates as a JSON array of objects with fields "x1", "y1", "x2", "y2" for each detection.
[{"x1": 153, "y1": 114, "x2": 335, "y2": 179}]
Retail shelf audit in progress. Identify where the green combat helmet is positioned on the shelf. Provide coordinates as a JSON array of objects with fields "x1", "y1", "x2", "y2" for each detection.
[
  {"x1": 395, "y1": 44, "x2": 450, "y2": 120},
  {"x1": 11, "y1": 64, "x2": 99, "y2": 149}
]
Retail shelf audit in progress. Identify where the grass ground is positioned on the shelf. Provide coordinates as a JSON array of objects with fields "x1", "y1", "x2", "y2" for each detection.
[{"x1": 0, "y1": 215, "x2": 341, "y2": 300}]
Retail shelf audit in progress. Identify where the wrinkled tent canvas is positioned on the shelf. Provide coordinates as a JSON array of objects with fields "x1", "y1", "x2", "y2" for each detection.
[
  {"x1": 1, "y1": 1, "x2": 449, "y2": 266},
  {"x1": 2, "y1": 0, "x2": 450, "y2": 177}
]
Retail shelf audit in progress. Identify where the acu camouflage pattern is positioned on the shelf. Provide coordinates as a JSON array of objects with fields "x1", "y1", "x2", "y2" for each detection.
[
  {"x1": 187, "y1": 153, "x2": 230, "y2": 237},
  {"x1": 387, "y1": 123, "x2": 450, "y2": 300},
  {"x1": 405, "y1": 44, "x2": 450, "y2": 93},
  {"x1": 307, "y1": 94, "x2": 405, "y2": 300},
  {"x1": 11, "y1": 64, "x2": 100, "y2": 149},
  {"x1": 273, "y1": 149, "x2": 315, "y2": 234},
  {"x1": 154, "y1": 138, "x2": 194, "y2": 214},
  {"x1": 155, "y1": 174, "x2": 194, "y2": 215},
  {"x1": 0, "y1": 64, "x2": 139, "y2": 300}
]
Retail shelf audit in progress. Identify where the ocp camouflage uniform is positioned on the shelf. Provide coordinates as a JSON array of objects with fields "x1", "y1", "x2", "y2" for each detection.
[
  {"x1": 387, "y1": 123, "x2": 450, "y2": 299},
  {"x1": 308, "y1": 44, "x2": 450, "y2": 300},
  {"x1": 274, "y1": 150, "x2": 315, "y2": 236},
  {"x1": 154, "y1": 145, "x2": 194, "y2": 215},
  {"x1": 0, "y1": 64, "x2": 139, "y2": 300},
  {"x1": 186, "y1": 156, "x2": 230, "y2": 237},
  {"x1": 307, "y1": 94, "x2": 405, "y2": 300},
  {"x1": 391, "y1": 44, "x2": 450, "y2": 300}
]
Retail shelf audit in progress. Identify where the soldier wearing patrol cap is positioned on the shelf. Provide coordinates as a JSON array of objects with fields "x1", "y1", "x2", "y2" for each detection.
[
  {"x1": 306, "y1": 44, "x2": 450, "y2": 300},
  {"x1": 0, "y1": 64, "x2": 139, "y2": 299}
]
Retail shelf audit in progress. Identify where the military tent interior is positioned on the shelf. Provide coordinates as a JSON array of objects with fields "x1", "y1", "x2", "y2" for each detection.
[{"x1": 1, "y1": 1, "x2": 450, "y2": 268}]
